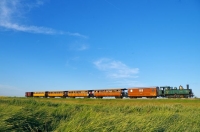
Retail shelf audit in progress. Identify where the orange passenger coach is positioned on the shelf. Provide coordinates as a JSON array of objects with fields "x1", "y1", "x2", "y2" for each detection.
[{"x1": 128, "y1": 87, "x2": 159, "y2": 98}]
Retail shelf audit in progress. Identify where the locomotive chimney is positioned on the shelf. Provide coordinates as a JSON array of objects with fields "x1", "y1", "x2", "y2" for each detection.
[{"x1": 186, "y1": 84, "x2": 189, "y2": 89}]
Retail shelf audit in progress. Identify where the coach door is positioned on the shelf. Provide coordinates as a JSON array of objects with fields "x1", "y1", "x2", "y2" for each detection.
[
  {"x1": 64, "y1": 91, "x2": 68, "y2": 97},
  {"x1": 88, "y1": 90, "x2": 94, "y2": 97},
  {"x1": 121, "y1": 89, "x2": 127, "y2": 97},
  {"x1": 45, "y1": 91, "x2": 48, "y2": 98}
]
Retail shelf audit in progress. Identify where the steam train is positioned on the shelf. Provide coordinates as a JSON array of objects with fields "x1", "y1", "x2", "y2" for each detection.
[{"x1": 25, "y1": 84, "x2": 193, "y2": 99}]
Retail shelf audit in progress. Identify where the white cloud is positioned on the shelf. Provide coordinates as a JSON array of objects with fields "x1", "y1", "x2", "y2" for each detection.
[
  {"x1": 69, "y1": 41, "x2": 89, "y2": 51},
  {"x1": 78, "y1": 44, "x2": 89, "y2": 51},
  {"x1": 0, "y1": 22, "x2": 60, "y2": 34},
  {"x1": 33, "y1": 0, "x2": 44, "y2": 7},
  {"x1": 94, "y1": 58, "x2": 139, "y2": 79},
  {"x1": 0, "y1": 0, "x2": 87, "y2": 38},
  {"x1": 66, "y1": 32, "x2": 88, "y2": 39}
]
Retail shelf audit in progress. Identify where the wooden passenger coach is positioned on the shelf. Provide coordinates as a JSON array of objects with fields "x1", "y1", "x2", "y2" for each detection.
[
  {"x1": 68, "y1": 90, "x2": 89, "y2": 98},
  {"x1": 33, "y1": 91, "x2": 48, "y2": 97},
  {"x1": 94, "y1": 88, "x2": 126, "y2": 98},
  {"x1": 25, "y1": 92, "x2": 33, "y2": 97},
  {"x1": 128, "y1": 87, "x2": 159, "y2": 98},
  {"x1": 48, "y1": 91, "x2": 67, "y2": 98}
]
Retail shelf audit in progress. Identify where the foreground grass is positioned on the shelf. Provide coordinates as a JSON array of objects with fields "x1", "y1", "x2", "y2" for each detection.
[{"x1": 0, "y1": 97, "x2": 200, "y2": 132}]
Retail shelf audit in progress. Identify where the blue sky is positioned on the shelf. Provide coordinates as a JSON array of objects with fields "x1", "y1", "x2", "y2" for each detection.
[{"x1": 0, "y1": 0, "x2": 200, "y2": 97}]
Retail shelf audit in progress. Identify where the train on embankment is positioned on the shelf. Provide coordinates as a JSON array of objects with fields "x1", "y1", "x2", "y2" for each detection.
[{"x1": 25, "y1": 84, "x2": 194, "y2": 99}]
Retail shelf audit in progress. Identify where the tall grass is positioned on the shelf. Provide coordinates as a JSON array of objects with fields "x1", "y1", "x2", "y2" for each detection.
[{"x1": 0, "y1": 97, "x2": 200, "y2": 131}]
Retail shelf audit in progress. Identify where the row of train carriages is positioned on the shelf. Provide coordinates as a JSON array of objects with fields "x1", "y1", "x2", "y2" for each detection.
[{"x1": 25, "y1": 84, "x2": 194, "y2": 99}]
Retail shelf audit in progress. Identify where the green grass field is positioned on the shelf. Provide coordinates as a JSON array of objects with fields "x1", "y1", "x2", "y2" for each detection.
[{"x1": 0, "y1": 97, "x2": 200, "y2": 132}]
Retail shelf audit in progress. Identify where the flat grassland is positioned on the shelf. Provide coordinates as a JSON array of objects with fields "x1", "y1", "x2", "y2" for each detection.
[{"x1": 0, "y1": 97, "x2": 200, "y2": 132}]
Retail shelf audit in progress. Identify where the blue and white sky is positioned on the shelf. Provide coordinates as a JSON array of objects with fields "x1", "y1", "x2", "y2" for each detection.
[{"x1": 0, "y1": 0, "x2": 200, "y2": 97}]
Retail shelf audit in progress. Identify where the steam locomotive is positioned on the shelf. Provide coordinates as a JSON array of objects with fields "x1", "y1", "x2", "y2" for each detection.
[{"x1": 25, "y1": 84, "x2": 193, "y2": 99}]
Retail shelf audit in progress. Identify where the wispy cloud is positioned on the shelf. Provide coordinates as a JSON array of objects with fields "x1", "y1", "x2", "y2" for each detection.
[
  {"x1": 0, "y1": 0, "x2": 87, "y2": 38},
  {"x1": 78, "y1": 44, "x2": 89, "y2": 51},
  {"x1": 94, "y1": 58, "x2": 139, "y2": 79},
  {"x1": 104, "y1": 0, "x2": 120, "y2": 10},
  {"x1": 69, "y1": 41, "x2": 89, "y2": 51},
  {"x1": 0, "y1": 22, "x2": 62, "y2": 34}
]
